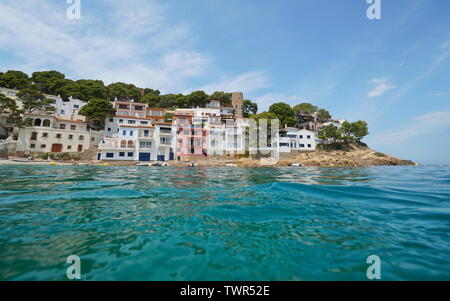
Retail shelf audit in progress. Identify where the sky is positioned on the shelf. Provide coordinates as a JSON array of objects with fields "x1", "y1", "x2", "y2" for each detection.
[{"x1": 0, "y1": 0, "x2": 449, "y2": 164}]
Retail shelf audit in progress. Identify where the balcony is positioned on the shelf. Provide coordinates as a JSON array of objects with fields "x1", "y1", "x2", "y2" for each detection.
[{"x1": 160, "y1": 139, "x2": 172, "y2": 146}]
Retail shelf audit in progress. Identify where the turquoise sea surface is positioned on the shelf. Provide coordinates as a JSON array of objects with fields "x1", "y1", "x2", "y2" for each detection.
[{"x1": 0, "y1": 165, "x2": 449, "y2": 281}]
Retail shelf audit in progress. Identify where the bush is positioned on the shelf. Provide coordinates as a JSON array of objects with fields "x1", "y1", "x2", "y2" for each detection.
[
  {"x1": 374, "y1": 152, "x2": 386, "y2": 157},
  {"x1": 57, "y1": 153, "x2": 71, "y2": 160},
  {"x1": 40, "y1": 153, "x2": 49, "y2": 160}
]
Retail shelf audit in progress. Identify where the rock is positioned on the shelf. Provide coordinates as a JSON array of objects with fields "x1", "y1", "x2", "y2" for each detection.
[{"x1": 0, "y1": 142, "x2": 9, "y2": 159}]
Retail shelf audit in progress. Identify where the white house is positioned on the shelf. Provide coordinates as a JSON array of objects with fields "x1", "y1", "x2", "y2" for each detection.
[
  {"x1": 98, "y1": 122, "x2": 176, "y2": 162},
  {"x1": 16, "y1": 113, "x2": 102, "y2": 154},
  {"x1": 277, "y1": 127, "x2": 316, "y2": 153}
]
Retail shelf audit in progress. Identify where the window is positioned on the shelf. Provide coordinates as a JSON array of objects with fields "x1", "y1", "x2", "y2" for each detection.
[
  {"x1": 300, "y1": 144, "x2": 305, "y2": 148},
  {"x1": 42, "y1": 133, "x2": 48, "y2": 138},
  {"x1": 67, "y1": 145, "x2": 72, "y2": 150},
  {"x1": 279, "y1": 143, "x2": 289, "y2": 147},
  {"x1": 119, "y1": 119, "x2": 124, "y2": 123},
  {"x1": 91, "y1": 137, "x2": 95, "y2": 142},
  {"x1": 140, "y1": 121, "x2": 148, "y2": 125},
  {"x1": 119, "y1": 104, "x2": 129, "y2": 109},
  {"x1": 31, "y1": 132, "x2": 38, "y2": 140},
  {"x1": 60, "y1": 110, "x2": 65, "y2": 115},
  {"x1": 56, "y1": 133, "x2": 62, "y2": 139},
  {"x1": 288, "y1": 135, "x2": 297, "y2": 138},
  {"x1": 130, "y1": 131, "x2": 134, "y2": 136},
  {"x1": 307, "y1": 135, "x2": 311, "y2": 139},
  {"x1": 299, "y1": 135, "x2": 303, "y2": 139},
  {"x1": 74, "y1": 105, "x2": 80, "y2": 109},
  {"x1": 68, "y1": 135, "x2": 73, "y2": 140},
  {"x1": 106, "y1": 153, "x2": 114, "y2": 158},
  {"x1": 308, "y1": 144, "x2": 312, "y2": 148},
  {"x1": 123, "y1": 130, "x2": 127, "y2": 136},
  {"x1": 140, "y1": 141, "x2": 151, "y2": 148},
  {"x1": 143, "y1": 130, "x2": 149, "y2": 137},
  {"x1": 119, "y1": 152, "x2": 125, "y2": 157},
  {"x1": 161, "y1": 138, "x2": 171, "y2": 145},
  {"x1": 109, "y1": 118, "x2": 114, "y2": 122},
  {"x1": 30, "y1": 144, "x2": 36, "y2": 148},
  {"x1": 79, "y1": 135, "x2": 84, "y2": 140},
  {"x1": 71, "y1": 125, "x2": 76, "y2": 130},
  {"x1": 108, "y1": 128, "x2": 111, "y2": 132},
  {"x1": 41, "y1": 144, "x2": 46, "y2": 148},
  {"x1": 128, "y1": 152, "x2": 133, "y2": 157},
  {"x1": 128, "y1": 120, "x2": 136, "y2": 124}
]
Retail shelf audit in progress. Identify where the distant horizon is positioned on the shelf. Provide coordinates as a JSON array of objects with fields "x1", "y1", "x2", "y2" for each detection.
[{"x1": 1, "y1": 0, "x2": 449, "y2": 164}]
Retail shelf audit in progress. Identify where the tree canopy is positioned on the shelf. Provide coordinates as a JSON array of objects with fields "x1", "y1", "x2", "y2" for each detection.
[
  {"x1": 209, "y1": 91, "x2": 231, "y2": 104},
  {"x1": 0, "y1": 70, "x2": 31, "y2": 90},
  {"x1": 0, "y1": 70, "x2": 262, "y2": 111},
  {"x1": 269, "y1": 102, "x2": 295, "y2": 127},
  {"x1": 316, "y1": 109, "x2": 331, "y2": 122},
  {"x1": 340, "y1": 120, "x2": 369, "y2": 142},
  {"x1": 293, "y1": 103, "x2": 318, "y2": 115},
  {"x1": 16, "y1": 88, "x2": 55, "y2": 114},
  {"x1": 79, "y1": 98, "x2": 116, "y2": 119},
  {"x1": 243, "y1": 100, "x2": 258, "y2": 117}
]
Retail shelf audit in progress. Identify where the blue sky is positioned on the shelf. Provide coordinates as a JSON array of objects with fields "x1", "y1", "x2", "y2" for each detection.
[{"x1": 0, "y1": 0, "x2": 449, "y2": 164}]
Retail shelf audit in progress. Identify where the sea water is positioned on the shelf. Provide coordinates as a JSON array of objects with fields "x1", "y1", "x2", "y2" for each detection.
[{"x1": 0, "y1": 165, "x2": 449, "y2": 280}]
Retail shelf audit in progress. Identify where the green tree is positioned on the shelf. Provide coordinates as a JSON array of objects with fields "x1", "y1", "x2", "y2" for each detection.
[
  {"x1": 340, "y1": 120, "x2": 369, "y2": 142},
  {"x1": 209, "y1": 91, "x2": 231, "y2": 104},
  {"x1": 340, "y1": 121, "x2": 354, "y2": 142},
  {"x1": 316, "y1": 109, "x2": 331, "y2": 122},
  {"x1": 283, "y1": 116, "x2": 297, "y2": 127},
  {"x1": 79, "y1": 98, "x2": 116, "y2": 119},
  {"x1": 351, "y1": 120, "x2": 369, "y2": 142},
  {"x1": 269, "y1": 102, "x2": 295, "y2": 126},
  {"x1": 250, "y1": 111, "x2": 278, "y2": 122},
  {"x1": 0, "y1": 94, "x2": 24, "y2": 136},
  {"x1": 0, "y1": 70, "x2": 31, "y2": 90},
  {"x1": 16, "y1": 88, "x2": 56, "y2": 114},
  {"x1": 107, "y1": 82, "x2": 142, "y2": 101},
  {"x1": 143, "y1": 88, "x2": 160, "y2": 96},
  {"x1": 31, "y1": 71, "x2": 66, "y2": 94},
  {"x1": 140, "y1": 94, "x2": 161, "y2": 107},
  {"x1": 318, "y1": 124, "x2": 341, "y2": 142},
  {"x1": 243, "y1": 100, "x2": 258, "y2": 117},
  {"x1": 185, "y1": 91, "x2": 209, "y2": 108},
  {"x1": 293, "y1": 103, "x2": 317, "y2": 115}
]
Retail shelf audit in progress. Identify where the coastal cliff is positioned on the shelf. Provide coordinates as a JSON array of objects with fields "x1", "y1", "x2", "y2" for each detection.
[
  {"x1": 233, "y1": 143, "x2": 415, "y2": 167},
  {"x1": 182, "y1": 143, "x2": 415, "y2": 167}
]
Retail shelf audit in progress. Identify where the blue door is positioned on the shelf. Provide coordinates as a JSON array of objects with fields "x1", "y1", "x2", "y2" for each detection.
[
  {"x1": 139, "y1": 153, "x2": 151, "y2": 161},
  {"x1": 169, "y1": 152, "x2": 174, "y2": 160},
  {"x1": 157, "y1": 155, "x2": 165, "y2": 162}
]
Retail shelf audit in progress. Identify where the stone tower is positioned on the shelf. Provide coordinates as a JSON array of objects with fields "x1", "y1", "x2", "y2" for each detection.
[{"x1": 231, "y1": 92, "x2": 244, "y2": 118}]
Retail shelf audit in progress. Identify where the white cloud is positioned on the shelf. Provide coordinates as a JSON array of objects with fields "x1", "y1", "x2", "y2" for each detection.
[
  {"x1": 369, "y1": 110, "x2": 450, "y2": 145},
  {"x1": 442, "y1": 41, "x2": 450, "y2": 49},
  {"x1": 433, "y1": 89, "x2": 450, "y2": 97},
  {"x1": 0, "y1": 0, "x2": 210, "y2": 92},
  {"x1": 191, "y1": 71, "x2": 270, "y2": 94},
  {"x1": 367, "y1": 78, "x2": 397, "y2": 98}
]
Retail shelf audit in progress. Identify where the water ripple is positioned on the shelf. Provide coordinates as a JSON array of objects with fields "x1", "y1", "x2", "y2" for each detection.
[{"x1": 0, "y1": 165, "x2": 449, "y2": 280}]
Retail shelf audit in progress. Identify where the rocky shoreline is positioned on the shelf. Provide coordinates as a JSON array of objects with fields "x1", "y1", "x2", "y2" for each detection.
[{"x1": 1, "y1": 143, "x2": 415, "y2": 167}]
